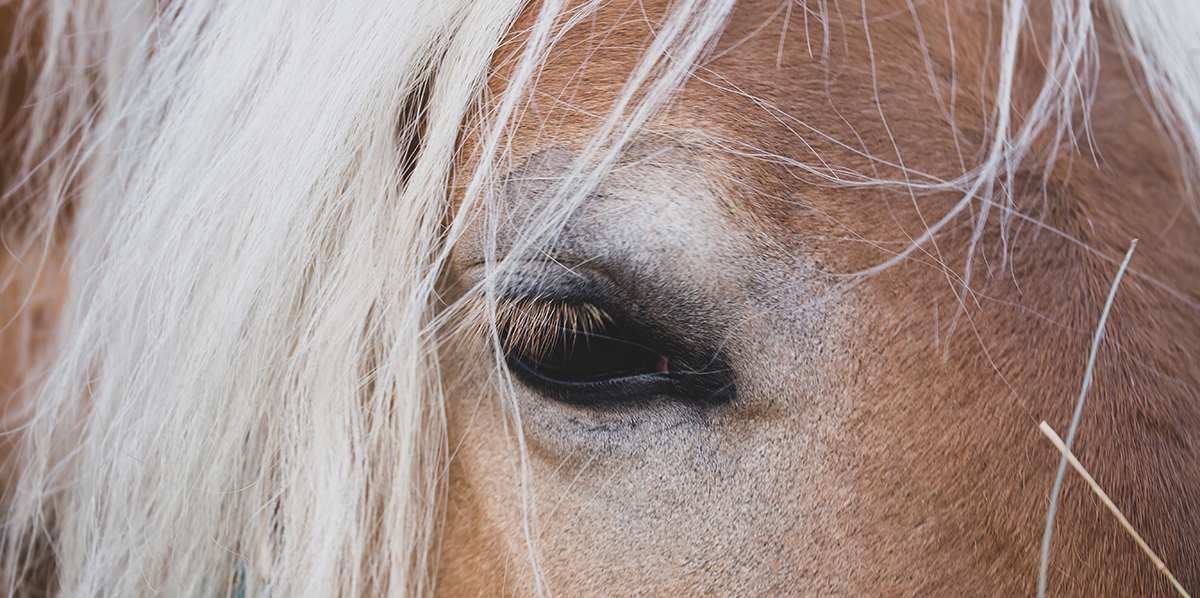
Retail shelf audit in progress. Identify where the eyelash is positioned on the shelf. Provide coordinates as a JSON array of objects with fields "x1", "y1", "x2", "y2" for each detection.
[
  {"x1": 480, "y1": 293, "x2": 736, "y2": 409},
  {"x1": 495, "y1": 299, "x2": 672, "y2": 384}
]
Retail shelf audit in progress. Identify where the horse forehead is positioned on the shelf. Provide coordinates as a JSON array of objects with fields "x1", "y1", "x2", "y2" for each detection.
[
  {"x1": 479, "y1": 0, "x2": 982, "y2": 238},
  {"x1": 491, "y1": 0, "x2": 981, "y2": 133}
]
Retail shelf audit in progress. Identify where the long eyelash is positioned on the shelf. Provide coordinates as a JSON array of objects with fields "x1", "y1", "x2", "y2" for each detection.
[{"x1": 494, "y1": 300, "x2": 612, "y2": 361}]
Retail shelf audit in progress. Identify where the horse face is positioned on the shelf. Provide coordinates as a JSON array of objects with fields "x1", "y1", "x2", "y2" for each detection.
[{"x1": 440, "y1": 0, "x2": 1200, "y2": 595}]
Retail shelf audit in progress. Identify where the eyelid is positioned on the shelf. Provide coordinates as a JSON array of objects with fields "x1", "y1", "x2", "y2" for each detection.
[
  {"x1": 496, "y1": 298, "x2": 666, "y2": 379},
  {"x1": 477, "y1": 275, "x2": 737, "y2": 408},
  {"x1": 494, "y1": 299, "x2": 613, "y2": 360}
]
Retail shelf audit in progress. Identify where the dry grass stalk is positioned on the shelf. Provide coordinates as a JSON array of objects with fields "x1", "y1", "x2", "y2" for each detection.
[
  {"x1": 1038, "y1": 239, "x2": 1137, "y2": 597},
  {"x1": 1038, "y1": 422, "x2": 1192, "y2": 598}
]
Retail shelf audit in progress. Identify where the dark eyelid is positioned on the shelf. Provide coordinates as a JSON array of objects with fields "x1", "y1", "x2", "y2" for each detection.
[
  {"x1": 495, "y1": 274, "x2": 694, "y2": 369},
  {"x1": 492, "y1": 283, "x2": 737, "y2": 408},
  {"x1": 505, "y1": 349, "x2": 736, "y2": 410}
]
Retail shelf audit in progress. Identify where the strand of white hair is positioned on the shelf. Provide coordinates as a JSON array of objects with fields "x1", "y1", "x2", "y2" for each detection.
[{"x1": 1, "y1": 0, "x2": 1198, "y2": 596}]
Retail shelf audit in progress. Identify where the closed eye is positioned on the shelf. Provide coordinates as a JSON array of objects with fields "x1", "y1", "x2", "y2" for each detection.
[
  {"x1": 493, "y1": 298, "x2": 735, "y2": 409},
  {"x1": 497, "y1": 300, "x2": 669, "y2": 383}
]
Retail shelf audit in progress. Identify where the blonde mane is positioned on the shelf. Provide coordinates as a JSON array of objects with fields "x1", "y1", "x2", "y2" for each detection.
[{"x1": 2, "y1": 0, "x2": 1198, "y2": 595}]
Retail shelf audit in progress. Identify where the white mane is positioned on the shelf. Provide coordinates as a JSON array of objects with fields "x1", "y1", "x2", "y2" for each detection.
[{"x1": 2, "y1": 0, "x2": 1198, "y2": 595}]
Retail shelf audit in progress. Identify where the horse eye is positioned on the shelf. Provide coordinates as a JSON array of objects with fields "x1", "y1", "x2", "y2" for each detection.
[
  {"x1": 498, "y1": 301, "x2": 670, "y2": 384},
  {"x1": 492, "y1": 298, "x2": 735, "y2": 408}
]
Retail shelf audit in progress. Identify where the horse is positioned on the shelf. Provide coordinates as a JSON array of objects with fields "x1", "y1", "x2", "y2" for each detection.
[{"x1": 0, "y1": 0, "x2": 1198, "y2": 595}]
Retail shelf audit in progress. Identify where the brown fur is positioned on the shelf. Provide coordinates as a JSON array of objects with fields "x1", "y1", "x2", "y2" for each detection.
[
  {"x1": 1, "y1": 0, "x2": 1197, "y2": 595},
  {"x1": 440, "y1": 0, "x2": 1200, "y2": 595},
  {"x1": 0, "y1": 0, "x2": 67, "y2": 512}
]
